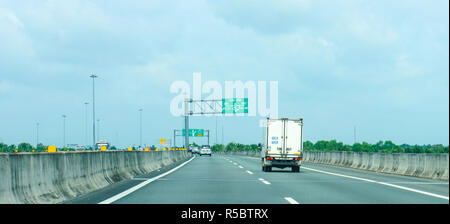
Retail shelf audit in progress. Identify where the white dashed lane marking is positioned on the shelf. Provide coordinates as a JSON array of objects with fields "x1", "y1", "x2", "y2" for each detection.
[
  {"x1": 258, "y1": 178, "x2": 271, "y2": 185},
  {"x1": 284, "y1": 197, "x2": 299, "y2": 204}
]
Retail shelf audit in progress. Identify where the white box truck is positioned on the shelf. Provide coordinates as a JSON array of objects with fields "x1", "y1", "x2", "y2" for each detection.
[{"x1": 261, "y1": 118, "x2": 303, "y2": 172}]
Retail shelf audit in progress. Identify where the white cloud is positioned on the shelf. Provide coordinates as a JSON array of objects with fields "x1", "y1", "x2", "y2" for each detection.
[
  {"x1": 394, "y1": 54, "x2": 423, "y2": 78},
  {"x1": 318, "y1": 37, "x2": 334, "y2": 48},
  {"x1": 0, "y1": 80, "x2": 15, "y2": 93},
  {"x1": 0, "y1": 8, "x2": 23, "y2": 28}
]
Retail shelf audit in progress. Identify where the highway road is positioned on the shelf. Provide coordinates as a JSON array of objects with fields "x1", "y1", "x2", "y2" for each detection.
[{"x1": 67, "y1": 154, "x2": 449, "y2": 204}]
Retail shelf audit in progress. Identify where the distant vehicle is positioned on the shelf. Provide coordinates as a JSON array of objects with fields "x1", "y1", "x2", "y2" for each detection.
[
  {"x1": 199, "y1": 146, "x2": 212, "y2": 156},
  {"x1": 95, "y1": 140, "x2": 110, "y2": 150},
  {"x1": 192, "y1": 146, "x2": 200, "y2": 154},
  {"x1": 261, "y1": 118, "x2": 303, "y2": 172}
]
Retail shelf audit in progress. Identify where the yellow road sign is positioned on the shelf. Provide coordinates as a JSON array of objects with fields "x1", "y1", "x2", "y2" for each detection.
[{"x1": 48, "y1": 146, "x2": 57, "y2": 153}]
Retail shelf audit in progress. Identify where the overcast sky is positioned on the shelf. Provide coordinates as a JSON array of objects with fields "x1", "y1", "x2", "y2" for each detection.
[{"x1": 0, "y1": 0, "x2": 448, "y2": 148}]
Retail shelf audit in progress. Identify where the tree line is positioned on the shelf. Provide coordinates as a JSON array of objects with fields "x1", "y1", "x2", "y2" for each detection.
[
  {"x1": 0, "y1": 142, "x2": 47, "y2": 153},
  {"x1": 211, "y1": 143, "x2": 259, "y2": 152},
  {"x1": 0, "y1": 143, "x2": 117, "y2": 153},
  {"x1": 211, "y1": 140, "x2": 448, "y2": 153},
  {"x1": 1, "y1": 140, "x2": 448, "y2": 153},
  {"x1": 303, "y1": 140, "x2": 449, "y2": 153}
]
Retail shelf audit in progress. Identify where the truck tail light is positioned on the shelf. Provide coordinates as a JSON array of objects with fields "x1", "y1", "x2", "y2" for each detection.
[
  {"x1": 296, "y1": 157, "x2": 302, "y2": 161},
  {"x1": 267, "y1": 157, "x2": 273, "y2": 160}
]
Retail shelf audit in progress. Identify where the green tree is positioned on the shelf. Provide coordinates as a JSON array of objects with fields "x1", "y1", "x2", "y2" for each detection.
[
  {"x1": 303, "y1": 141, "x2": 314, "y2": 151},
  {"x1": 36, "y1": 143, "x2": 46, "y2": 152},
  {"x1": 352, "y1": 143, "x2": 362, "y2": 152},
  {"x1": 314, "y1": 140, "x2": 328, "y2": 151},
  {"x1": 0, "y1": 143, "x2": 8, "y2": 152},
  {"x1": 212, "y1": 144, "x2": 225, "y2": 152},
  {"x1": 18, "y1": 143, "x2": 33, "y2": 152},
  {"x1": 360, "y1": 142, "x2": 373, "y2": 152},
  {"x1": 8, "y1": 144, "x2": 16, "y2": 152},
  {"x1": 249, "y1": 144, "x2": 259, "y2": 151},
  {"x1": 226, "y1": 142, "x2": 239, "y2": 151}
]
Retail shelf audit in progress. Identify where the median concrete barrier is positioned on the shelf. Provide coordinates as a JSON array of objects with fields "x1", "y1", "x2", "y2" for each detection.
[{"x1": 0, "y1": 150, "x2": 191, "y2": 204}]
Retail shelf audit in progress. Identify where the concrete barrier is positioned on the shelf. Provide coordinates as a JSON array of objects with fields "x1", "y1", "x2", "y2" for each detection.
[
  {"x1": 0, "y1": 150, "x2": 191, "y2": 204},
  {"x1": 219, "y1": 150, "x2": 449, "y2": 181},
  {"x1": 303, "y1": 151, "x2": 448, "y2": 181}
]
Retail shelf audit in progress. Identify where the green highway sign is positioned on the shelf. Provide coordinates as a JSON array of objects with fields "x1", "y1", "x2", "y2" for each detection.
[
  {"x1": 222, "y1": 98, "x2": 248, "y2": 114},
  {"x1": 182, "y1": 129, "x2": 204, "y2": 137}
]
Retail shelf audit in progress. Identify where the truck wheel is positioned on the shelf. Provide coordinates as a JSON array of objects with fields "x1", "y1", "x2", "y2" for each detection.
[
  {"x1": 267, "y1": 166, "x2": 272, "y2": 172},
  {"x1": 292, "y1": 166, "x2": 300, "y2": 172}
]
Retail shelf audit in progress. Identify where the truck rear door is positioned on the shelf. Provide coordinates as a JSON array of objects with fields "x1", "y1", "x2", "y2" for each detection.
[
  {"x1": 284, "y1": 119, "x2": 303, "y2": 156},
  {"x1": 267, "y1": 119, "x2": 283, "y2": 156}
]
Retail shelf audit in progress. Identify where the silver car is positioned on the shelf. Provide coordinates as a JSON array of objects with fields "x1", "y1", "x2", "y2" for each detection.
[
  {"x1": 199, "y1": 147, "x2": 212, "y2": 156},
  {"x1": 192, "y1": 146, "x2": 200, "y2": 154}
]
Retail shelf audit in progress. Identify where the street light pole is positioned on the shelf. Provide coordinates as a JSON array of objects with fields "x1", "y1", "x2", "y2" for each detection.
[
  {"x1": 62, "y1": 115, "x2": 66, "y2": 149},
  {"x1": 174, "y1": 130, "x2": 177, "y2": 147},
  {"x1": 84, "y1": 102, "x2": 89, "y2": 146},
  {"x1": 215, "y1": 116, "x2": 218, "y2": 145},
  {"x1": 184, "y1": 98, "x2": 190, "y2": 149},
  {"x1": 139, "y1": 109, "x2": 143, "y2": 148},
  {"x1": 36, "y1": 122, "x2": 39, "y2": 148},
  {"x1": 97, "y1": 119, "x2": 100, "y2": 142},
  {"x1": 90, "y1": 74, "x2": 98, "y2": 149}
]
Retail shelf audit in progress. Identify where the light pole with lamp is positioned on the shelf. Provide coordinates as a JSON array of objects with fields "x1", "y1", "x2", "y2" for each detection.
[{"x1": 90, "y1": 74, "x2": 97, "y2": 149}]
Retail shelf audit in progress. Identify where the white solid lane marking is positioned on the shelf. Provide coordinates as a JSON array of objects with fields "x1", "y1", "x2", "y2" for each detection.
[
  {"x1": 388, "y1": 182, "x2": 449, "y2": 185},
  {"x1": 99, "y1": 156, "x2": 196, "y2": 204},
  {"x1": 238, "y1": 165, "x2": 244, "y2": 169},
  {"x1": 131, "y1": 178, "x2": 151, "y2": 181},
  {"x1": 246, "y1": 170, "x2": 254, "y2": 175},
  {"x1": 302, "y1": 166, "x2": 449, "y2": 201},
  {"x1": 284, "y1": 197, "x2": 299, "y2": 204},
  {"x1": 258, "y1": 178, "x2": 271, "y2": 185}
]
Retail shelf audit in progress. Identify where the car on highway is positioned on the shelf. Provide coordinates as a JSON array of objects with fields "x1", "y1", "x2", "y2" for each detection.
[
  {"x1": 199, "y1": 145, "x2": 212, "y2": 156},
  {"x1": 192, "y1": 146, "x2": 200, "y2": 154}
]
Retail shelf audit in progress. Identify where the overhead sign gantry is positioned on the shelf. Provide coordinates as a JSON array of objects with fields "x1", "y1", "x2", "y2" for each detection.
[
  {"x1": 183, "y1": 98, "x2": 248, "y2": 148},
  {"x1": 174, "y1": 129, "x2": 210, "y2": 147}
]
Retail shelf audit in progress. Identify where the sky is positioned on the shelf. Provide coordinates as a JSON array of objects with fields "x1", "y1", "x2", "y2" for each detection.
[{"x1": 0, "y1": 0, "x2": 448, "y2": 148}]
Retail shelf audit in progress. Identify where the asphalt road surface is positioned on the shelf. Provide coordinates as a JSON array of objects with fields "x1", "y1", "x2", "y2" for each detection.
[{"x1": 67, "y1": 154, "x2": 449, "y2": 204}]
